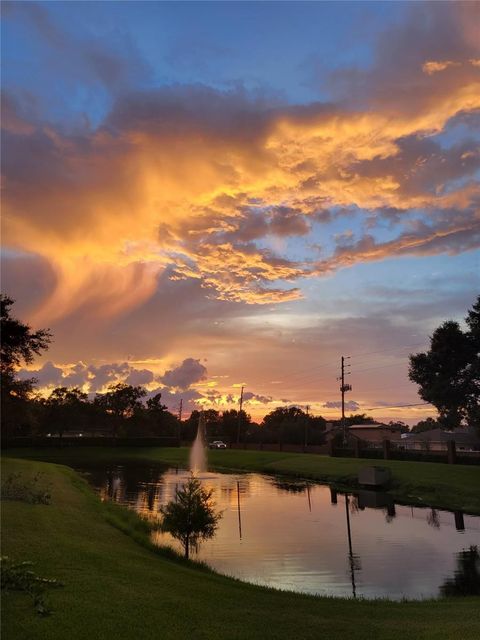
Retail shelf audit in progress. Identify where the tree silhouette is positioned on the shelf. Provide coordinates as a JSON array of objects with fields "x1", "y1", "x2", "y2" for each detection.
[
  {"x1": 43, "y1": 387, "x2": 88, "y2": 438},
  {"x1": 409, "y1": 296, "x2": 480, "y2": 429},
  {"x1": 96, "y1": 383, "x2": 147, "y2": 438},
  {"x1": 1, "y1": 295, "x2": 51, "y2": 437}
]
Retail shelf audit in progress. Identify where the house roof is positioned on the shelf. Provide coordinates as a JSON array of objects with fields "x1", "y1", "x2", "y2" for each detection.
[
  {"x1": 349, "y1": 423, "x2": 390, "y2": 430},
  {"x1": 324, "y1": 424, "x2": 403, "y2": 442},
  {"x1": 405, "y1": 428, "x2": 480, "y2": 446}
]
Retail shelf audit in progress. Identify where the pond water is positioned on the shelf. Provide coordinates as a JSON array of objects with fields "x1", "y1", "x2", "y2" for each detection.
[{"x1": 82, "y1": 463, "x2": 480, "y2": 600}]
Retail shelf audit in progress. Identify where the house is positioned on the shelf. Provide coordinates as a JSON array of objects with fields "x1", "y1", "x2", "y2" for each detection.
[
  {"x1": 402, "y1": 428, "x2": 480, "y2": 452},
  {"x1": 325, "y1": 423, "x2": 404, "y2": 448}
]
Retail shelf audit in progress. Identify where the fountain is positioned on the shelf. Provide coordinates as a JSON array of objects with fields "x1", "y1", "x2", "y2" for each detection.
[{"x1": 190, "y1": 411, "x2": 206, "y2": 475}]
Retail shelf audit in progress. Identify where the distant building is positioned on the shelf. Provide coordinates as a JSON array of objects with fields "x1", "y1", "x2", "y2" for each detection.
[
  {"x1": 325, "y1": 423, "x2": 404, "y2": 448},
  {"x1": 401, "y1": 428, "x2": 480, "y2": 452}
]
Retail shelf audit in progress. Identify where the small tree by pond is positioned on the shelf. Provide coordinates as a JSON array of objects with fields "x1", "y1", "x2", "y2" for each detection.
[{"x1": 160, "y1": 476, "x2": 221, "y2": 559}]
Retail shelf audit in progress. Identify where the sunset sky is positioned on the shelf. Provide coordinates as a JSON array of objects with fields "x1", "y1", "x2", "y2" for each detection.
[{"x1": 2, "y1": 1, "x2": 479, "y2": 423}]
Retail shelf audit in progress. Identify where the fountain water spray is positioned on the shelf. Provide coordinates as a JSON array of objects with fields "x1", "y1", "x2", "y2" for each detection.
[{"x1": 190, "y1": 411, "x2": 206, "y2": 475}]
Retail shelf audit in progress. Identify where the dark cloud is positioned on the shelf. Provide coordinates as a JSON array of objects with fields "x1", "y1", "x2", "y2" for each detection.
[
  {"x1": 62, "y1": 362, "x2": 89, "y2": 388},
  {"x1": 324, "y1": 2, "x2": 480, "y2": 110},
  {"x1": 352, "y1": 135, "x2": 480, "y2": 199},
  {"x1": 160, "y1": 358, "x2": 207, "y2": 390},
  {"x1": 125, "y1": 368, "x2": 155, "y2": 386},
  {"x1": 269, "y1": 207, "x2": 310, "y2": 237},
  {"x1": 18, "y1": 361, "x2": 64, "y2": 387},
  {"x1": 1, "y1": 250, "x2": 57, "y2": 318},
  {"x1": 243, "y1": 391, "x2": 273, "y2": 404},
  {"x1": 87, "y1": 363, "x2": 131, "y2": 392},
  {"x1": 105, "y1": 84, "x2": 274, "y2": 143},
  {"x1": 323, "y1": 400, "x2": 360, "y2": 411}
]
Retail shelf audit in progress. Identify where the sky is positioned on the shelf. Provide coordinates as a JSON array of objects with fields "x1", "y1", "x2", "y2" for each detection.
[{"x1": 2, "y1": 1, "x2": 479, "y2": 424}]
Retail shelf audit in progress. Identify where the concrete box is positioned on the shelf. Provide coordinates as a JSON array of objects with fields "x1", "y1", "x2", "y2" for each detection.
[{"x1": 358, "y1": 466, "x2": 391, "y2": 488}]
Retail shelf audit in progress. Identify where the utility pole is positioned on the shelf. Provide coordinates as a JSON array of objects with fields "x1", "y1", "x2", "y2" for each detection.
[
  {"x1": 236, "y1": 385, "x2": 244, "y2": 445},
  {"x1": 339, "y1": 356, "x2": 352, "y2": 445},
  {"x1": 177, "y1": 399, "x2": 183, "y2": 446},
  {"x1": 304, "y1": 404, "x2": 310, "y2": 450}
]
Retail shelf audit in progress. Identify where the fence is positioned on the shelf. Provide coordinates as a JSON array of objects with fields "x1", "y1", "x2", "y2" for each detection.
[
  {"x1": 2, "y1": 436, "x2": 180, "y2": 448},
  {"x1": 228, "y1": 442, "x2": 330, "y2": 454},
  {"x1": 331, "y1": 439, "x2": 480, "y2": 465}
]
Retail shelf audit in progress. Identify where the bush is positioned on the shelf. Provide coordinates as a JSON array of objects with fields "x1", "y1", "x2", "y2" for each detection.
[
  {"x1": 1, "y1": 472, "x2": 52, "y2": 504},
  {"x1": 1, "y1": 556, "x2": 62, "y2": 615}
]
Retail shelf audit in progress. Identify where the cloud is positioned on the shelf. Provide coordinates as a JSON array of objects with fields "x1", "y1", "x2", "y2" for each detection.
[
  {"x1": 144, "y1": 386, "x2": 203, "y2": 414},
  {"x1": 2, "y1": 0, "x2": 479, "y2": 340},
  {"x1": 242, "y1": 391, "x2": 273, "y2": 404},
  {"x1": 323, "y1": 400, "x2": 360, "y2": 412},
  {"x1": 422, "y1": 60, "x2": 461, "y2": 75},
  {"x1": 160, "y1": 358, "x2": 207, "y2": 389},
  {"x1": 125, "y1": 368, "x2": 155, "y2": 386},
  {"x1": 18, "y1": 361, "x2": 64, "y2": 387}
]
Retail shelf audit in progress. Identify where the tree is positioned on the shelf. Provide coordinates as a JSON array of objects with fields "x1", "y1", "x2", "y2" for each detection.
[
  {"x1": 345, "y1": 413, "x2": 377, "y2": 426},
  {"x1": 221, "y1": 409, "x2": 251, "y2": 444},
  {"x1": 411, "y1": 417, "x2": 439, "y2": 434},
  {"x1": 0, "y1": 296, "x2": 51, "y2": 437},
  {"x1": 43, "y1": 387, "x2": 88, "y2": 438},
  {"x1": 95, "y1": 383, "x2": 147, "y2": 437},
  {"x1": 387, "y1": 420, "x2": 409, "y2": 433},
  {"x1": 130, "y1": 393, "x2": 180, "y2": 437},
  {"x1": 183, "y1": 409, "x2": 220, "y2": 441},
  {"x1": 160, "y1": 476, "x2": 222, "y2": 559},
  {"x1": 261, "y1": 406, "x2": 326, "y2": 445},
  {"x1": 409, "y1": 296, "x2": 480, "y2": 429},
  {"x1": 1, "y1": 296, "x2": 52, "y2": 375}
]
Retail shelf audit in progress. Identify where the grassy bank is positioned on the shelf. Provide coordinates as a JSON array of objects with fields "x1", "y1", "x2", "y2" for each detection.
[
  {"x1": 2, "y1": 457, "x2": 480, "y2": 640},
  {"x1": 5, "y1": 446, "x2": 480, "y2": 514}
]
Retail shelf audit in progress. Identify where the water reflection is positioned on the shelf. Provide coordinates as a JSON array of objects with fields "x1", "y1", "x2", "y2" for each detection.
[
  {"x1": 440, "y1": 546, "x2": 480, "y2": 596},
  {"x1": 236, "y1": 481, "x2": 242, "y2": 540},
  {"x1": 80, "y1": 464, "x2": 480, "y2": 601},
  {"x1": 345, "y1": 494, "x2": 361, "y2": 598},
  {"x1": 272, "y1": 479, "x2": 309, "y2": 494},
  {"x1": 427, "y1": 508, "x2": 441, "y2": 529}
]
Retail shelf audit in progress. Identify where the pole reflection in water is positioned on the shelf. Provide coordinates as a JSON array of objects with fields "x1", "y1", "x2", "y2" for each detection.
[
  {"x1": 307, "y1": 484, "x2": 312, "y2": 512},
  {"x1": 345, "y1": 493, "x2": 361, "y2": 599},
  {"x1": 237, "y1": 480, "x2": 243, "y2": 540},
  {"x1": 454, "y1": 511, "x2": 465, "y2": 532}
]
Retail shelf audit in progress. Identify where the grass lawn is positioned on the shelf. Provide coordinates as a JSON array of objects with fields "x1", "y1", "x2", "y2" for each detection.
[
  {"x1": 5, "y1": 446, "x2": 480, "y2": 514},
  {"x1": 2, "y1": 457, "x2": 479, "y2": 640}
]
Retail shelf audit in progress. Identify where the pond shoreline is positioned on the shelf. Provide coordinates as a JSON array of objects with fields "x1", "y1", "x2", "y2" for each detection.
[
  {"x1": 5, "y1": 446, "x2": 480, "y2": 514},
  {"x1": 2, "y1": 456, "x2": 480, "y2": 640},
  {"x1": 80, "y1": 462, "x2": 480, "y2": 601}
]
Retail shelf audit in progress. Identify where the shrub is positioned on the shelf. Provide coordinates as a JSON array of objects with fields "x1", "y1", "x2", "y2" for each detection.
[
  {"x1": 1, "y1": 556, "x2": 62, "y2": 615},
  {"x1": 1, "y1": 472, "x2": 52, "y2": 504}
]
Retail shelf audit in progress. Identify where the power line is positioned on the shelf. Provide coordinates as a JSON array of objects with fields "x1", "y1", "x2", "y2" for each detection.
[
  {"x1": 265, "y1": 342, "x2": 426, "y2": 388},
  {"x1": 349, "y1": 342, "x2": 426, "y2": 360},
  {"x1": 364, "y1": 402, "x2": 431, "y2": 411},
  {"x1": 353, "y1": 362, "x2": 410, "y2": 374}
]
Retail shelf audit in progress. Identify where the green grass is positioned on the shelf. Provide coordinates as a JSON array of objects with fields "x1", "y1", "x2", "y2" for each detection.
[
  {"x1": 5, "y1": 446, "x2": 480, "y2": 514},
  {"x1": 2, "y1": 457, "x2": 479, "y2": 640}
]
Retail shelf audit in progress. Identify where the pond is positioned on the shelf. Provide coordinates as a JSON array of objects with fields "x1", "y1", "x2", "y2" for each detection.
[{"x1": 81, "y1": 463, "x2": 480, "y2": 600}]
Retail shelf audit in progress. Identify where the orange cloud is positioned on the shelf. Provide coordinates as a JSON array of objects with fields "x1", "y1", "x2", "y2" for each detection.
[
  {"x1": 422, "y1": 60, "x2": 460, "y2": 75},
  {"x1": 3, "y1": 4, "x2": 480, "y2": 319}
]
